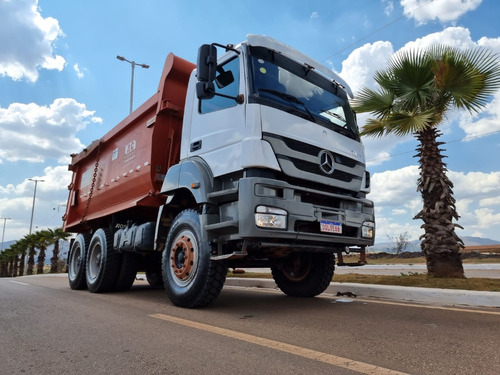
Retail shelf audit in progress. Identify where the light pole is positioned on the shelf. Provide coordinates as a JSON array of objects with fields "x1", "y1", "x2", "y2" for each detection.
[
  {"x1": 0, "y1": 217, "x2": 10, "y2": 252},
  {"x1": 116, "y1": 55, "x2": 149, "y2": 114},
  {"x1": 28, "y1": 178, "x2": 44, "y2": 235}
]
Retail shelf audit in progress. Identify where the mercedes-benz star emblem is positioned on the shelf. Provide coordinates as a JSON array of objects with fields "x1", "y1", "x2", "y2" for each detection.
[{"x1": 318, "y1": 150, "x2": 335, "y2": 175}]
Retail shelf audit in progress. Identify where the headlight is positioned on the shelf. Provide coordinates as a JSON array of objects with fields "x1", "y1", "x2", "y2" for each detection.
[
  {"x1": 361, "y1": 221, "x2": 375, "y2": 238},
  {"x1": 255, "y1": 206, "x2": 287, "y2": 230}
]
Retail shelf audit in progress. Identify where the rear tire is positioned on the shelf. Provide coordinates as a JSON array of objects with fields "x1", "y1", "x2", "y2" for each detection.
[
  {"x1": 68, "y1": 233, "x2": 91, "y2": 290},
  {"x1": 271, "y1": 253, "x2": 335, "y2": 297},
  {"x1": 162, "y1": 209, "x2": 226, "y2": 308},
  {"x1": 146, "y1": 270, "x2": 164, "y2": 288},
  {"x1": 115, "y1": 253, "x2": 138, "y2": 291},
  {"x1": 86, "y1": 228, "x2": 120, "y2": 293}
]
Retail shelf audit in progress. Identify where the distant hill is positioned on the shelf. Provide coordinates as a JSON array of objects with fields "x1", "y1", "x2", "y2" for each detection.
[{"x1": 369, "y1": 236, "x2": 500, "y2": 253}]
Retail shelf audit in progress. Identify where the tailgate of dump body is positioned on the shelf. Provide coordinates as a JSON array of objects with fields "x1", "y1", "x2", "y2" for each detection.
[{"x1": 63, "y1": 54, "x2": 195, "y2": 233}]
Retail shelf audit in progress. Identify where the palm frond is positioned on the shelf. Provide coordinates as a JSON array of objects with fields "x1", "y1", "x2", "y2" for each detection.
[{"x1": 351, "y1": 87, "x2": 394, "y2": 117}]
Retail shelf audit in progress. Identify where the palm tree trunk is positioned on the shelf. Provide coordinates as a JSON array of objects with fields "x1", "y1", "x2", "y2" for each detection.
[
  {"x1": 50, "y1": 241, "x2": 60, "y2": 273},
  {"x1": 27, "y1": 246, "x2": 36, "y2": 275},
  {"x1": 19, "y1": 251, "x2": 26, "y2": 276},
  {"x1": 37, "y1": 248, "x2": 46, "y2": 274},
  {"x1": 13, "y1": 256, "x2": 18, "y2": 277},
  {"x1": 414, "y1": 127, "x2": 465, "y2": 278}
]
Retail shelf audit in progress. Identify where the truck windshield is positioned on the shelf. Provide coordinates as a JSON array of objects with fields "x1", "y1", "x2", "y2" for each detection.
[{"x1": 248, "y1": 46, "x2": 359, "y2": 139}]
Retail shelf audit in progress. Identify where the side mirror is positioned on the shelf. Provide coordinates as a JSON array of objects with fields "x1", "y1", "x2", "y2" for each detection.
[{"x1": 196, "y1": 44, "x2": 217, "y2": 99}]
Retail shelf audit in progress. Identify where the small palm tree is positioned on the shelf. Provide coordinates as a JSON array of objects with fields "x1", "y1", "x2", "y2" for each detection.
[
  {"x1": 352, "y1": 45, "x2": 500, "y2": 278},
  {"x1": 34, "y1": 230, "x2": 52, "y2": 274},
  {"x1": 46, "y1": 228, "x2": 71, "y2": 273},
  {"x1": 23, "y1": 234, "x2": 38, "y2": 276},
  {"x1": 14, "y1": 237, "x2": 28, "y2": 276}
]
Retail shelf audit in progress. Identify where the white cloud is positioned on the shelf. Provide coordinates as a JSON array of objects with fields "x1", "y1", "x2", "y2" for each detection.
[
  {"x1": 0, "y1": 0, "x2": 65, "y2": 82},
  {"x1": 340, "y1": 41, "x2": 394, "y2": 95},
  {"x1": 0, "y1": 99, "x2": 102, "y2": 163},
  {"x1": 73, "y1": 64, "x2": 85, "y2": 79},
  {"x1": 479, "y1": 196, "x2": 500, "y2": 207},
  {"x1": 449, "y1": 171, "x2": 500, "y2": 197},
  {"x1": 383, "y1": 0, "x2": 395, "y2": 16},
  {"x1": 0, "y1": 165, "x2": 72, "y2": 239},
  {"x1": 370, "y1": 165, "x2": 420, "y2": 205},
  {"x1": 401, "y1": 26, "x2": 477, "y2": 51},
  {"x1": 401, "y1": 0, "x2": 482, "y2": 24},
  {"x1": 459, "y1": 90, "x2": 500, "y2": 139},
  {"x1": 477, "y1": 36, "x2": 500, "y2": 54},
  {"x1": 310, "y1": 11, "x2": 319, "y2": 19},
  {"x1": 475, "y1": 208, "x2": 500, "y2": 228}
]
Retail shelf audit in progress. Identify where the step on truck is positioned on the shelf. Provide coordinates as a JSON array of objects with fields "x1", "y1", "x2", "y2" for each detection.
[{"x1": 63, "y1": 35, "x2": 375, "y2": 308}]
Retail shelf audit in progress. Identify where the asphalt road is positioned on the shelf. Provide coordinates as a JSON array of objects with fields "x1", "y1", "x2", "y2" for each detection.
[{"x1": 1, "y1": 275, "x2": 499, "y2": 375}]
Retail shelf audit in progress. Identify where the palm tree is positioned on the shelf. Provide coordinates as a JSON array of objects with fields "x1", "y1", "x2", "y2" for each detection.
[
  {"x1": 34, "y1": 230, "x2": 52, "y2": 275},
  {"x1": 46, "y1": 228, "x2": 71, "y2": 273},
  {"x1": 0, "y1": 249, "x2": 9, "y2": 277},
  {"x1": 8, "y1": 242, "x2": 22, "y2": 277},
  {"x1": 352, "y1": 45, "x2": 500, "y2": 278},
  {"x1": 24, "y1": 233, "x2": 38, "y2": 275},
  {"x1": 16, "y1": 237, "x2": 28, "y2": 276}
]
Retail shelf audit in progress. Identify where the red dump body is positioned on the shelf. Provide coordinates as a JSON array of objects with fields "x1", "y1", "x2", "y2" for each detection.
[{"x1": 63, "y1": 54, "x2": 195, "y2": 233}]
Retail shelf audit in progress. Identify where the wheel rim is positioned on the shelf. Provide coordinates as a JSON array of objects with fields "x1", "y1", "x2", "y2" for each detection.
[
  {"x1": 69, "y1": 245, "x2": 81, "y2": 280},
  {"x1": 88, "y1": 242, "x2": 102, "y2": 283},
  {"x1": 169, "y1": 230, "x2": 198, "y2": 287},
  {"x1": 282, "y1": 254, "x2": 312, "y2": 282}
]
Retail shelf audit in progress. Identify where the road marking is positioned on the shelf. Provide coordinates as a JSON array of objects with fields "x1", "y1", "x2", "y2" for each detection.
[
  {"x1": 150, "y1": 313, "x2": 410, "y2": 375},
  {"x1": 8, "y1": 280, "x2": 30, "y2": 286}
]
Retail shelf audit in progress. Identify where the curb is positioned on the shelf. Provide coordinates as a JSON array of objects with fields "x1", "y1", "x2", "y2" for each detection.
[{"x1": 225, "y1": 278, "x2": 500, "y2": 308}]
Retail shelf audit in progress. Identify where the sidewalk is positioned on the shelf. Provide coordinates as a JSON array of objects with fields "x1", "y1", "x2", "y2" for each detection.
[{"x1": 225, "y1": 277, "x2": 500, "y2": 308}]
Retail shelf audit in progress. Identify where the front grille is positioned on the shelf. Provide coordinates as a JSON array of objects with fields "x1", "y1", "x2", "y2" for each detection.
[
  {"x1": 263, "y1": 132, "x2": 364, "y2": 191},
  {"x1": 280, "y1": 136, "x2": 359, "y2": 168},
  {"x1": 281, "y1": 155, "x2": 355, "y2": 182}
]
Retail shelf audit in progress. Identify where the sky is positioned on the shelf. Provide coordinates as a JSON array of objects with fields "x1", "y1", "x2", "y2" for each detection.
[{"x1": 1, "y1": 0, "x2": 500, "y2": 245}]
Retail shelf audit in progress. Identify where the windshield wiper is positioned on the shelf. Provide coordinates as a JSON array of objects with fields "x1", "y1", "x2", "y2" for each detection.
[
  {"x1": 321, "y1": 109, "x2": 346, "y2": 123},
  {"x1": 259, "y1": 88, "x2": 316, "y2": 123}
]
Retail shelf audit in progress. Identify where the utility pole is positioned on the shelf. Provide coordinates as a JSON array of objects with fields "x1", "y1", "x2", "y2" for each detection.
[
  {"x1": 0, "y1": 217, "x2": 11, "y2": 252},
  {"x1": 28, "y1": 178, "x2": 44, "y2": 235},
  {"x1": 116, "y1": 55, "x2": 149, "y2": 114}
]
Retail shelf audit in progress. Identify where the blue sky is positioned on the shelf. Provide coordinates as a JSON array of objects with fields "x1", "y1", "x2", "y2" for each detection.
[{"x1": 1, "y1": 0, "x2": 500, "y2": 244}]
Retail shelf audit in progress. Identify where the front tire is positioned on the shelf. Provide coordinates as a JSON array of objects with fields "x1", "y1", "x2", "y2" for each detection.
[
  {"x1": 86, "y1": 228, "x2": 120, "y2": 293},
  {"x1": 68, "y1": 233, "x2": 91, "y2": 290},
  {"x1": 271, "y1": 253, "x2": 335, "y2": 297},
  {"x1": 162, "y1": 209, "x2": 226, "y2": 308}
]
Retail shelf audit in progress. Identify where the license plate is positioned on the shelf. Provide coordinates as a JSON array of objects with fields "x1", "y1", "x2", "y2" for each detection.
[{"x1": 320, "y1": 220, "x2": 342, "y2": 234}]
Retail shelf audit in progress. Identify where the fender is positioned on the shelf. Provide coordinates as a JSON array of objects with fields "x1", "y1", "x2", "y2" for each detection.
[
  {"x1": 154, "y1": 157, "x2": 216, "y2": 251},
  {"x1": 160, "y1": 157, "x2": 215, "y2": 204}
]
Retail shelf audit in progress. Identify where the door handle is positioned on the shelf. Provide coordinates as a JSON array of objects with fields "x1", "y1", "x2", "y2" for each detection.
[{"x1": 190, "y1": 140, "x2": 202, "y2": 152}]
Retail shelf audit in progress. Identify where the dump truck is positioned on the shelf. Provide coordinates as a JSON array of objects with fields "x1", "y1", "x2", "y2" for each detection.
[{"x1": 63, "y1": 35, "x2": 375, "y2": 308}]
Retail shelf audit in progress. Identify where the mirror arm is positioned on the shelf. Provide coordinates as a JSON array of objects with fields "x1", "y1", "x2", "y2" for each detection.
[
  {"x1": 209, "y1": 91, "x2": 244, "y2": 104},
  {"x1": 211, "y1": 43, "x2": 241, "y2": 55}
]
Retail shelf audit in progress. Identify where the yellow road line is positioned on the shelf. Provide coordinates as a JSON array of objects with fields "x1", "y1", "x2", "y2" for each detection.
[{"x1": 150, "y1": 313, "x2": 410, "y2": 375}]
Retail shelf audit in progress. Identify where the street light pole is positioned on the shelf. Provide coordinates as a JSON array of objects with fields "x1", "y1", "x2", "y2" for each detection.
[
  {"x1": 116, "y1": 55, "x2": 149, "y2": 114},
  {"x1": 28, "y1": 178, "x2": 44, "y2": 235},
  {"x1": 0, "y1": 217, "x2": 11, "y2": 252}
]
